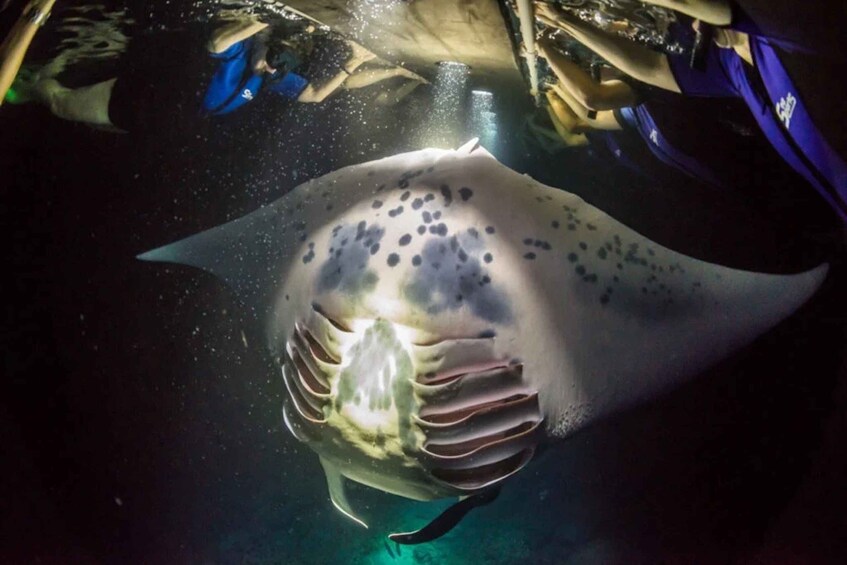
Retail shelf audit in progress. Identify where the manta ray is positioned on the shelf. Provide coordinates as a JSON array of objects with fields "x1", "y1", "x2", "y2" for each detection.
[{"x1": 139, "y1": 140, "x2": 827, "y2": 543}]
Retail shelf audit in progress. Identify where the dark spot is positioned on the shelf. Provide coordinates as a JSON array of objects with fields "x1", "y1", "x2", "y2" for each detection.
[
  {"x1": 568, "y1": 253, "x2": 578, "y2": 263},
  {"x1": 372, "y1": 200, "x2": 383, "y2": 209},
  {"x1": 458, "y1": 250, "x2": 468, "y2": 262},
  {"x1": 597, "y1": 248, "x2": 608, "y2": 259},
  {"x1": 458, "y1": 187, "x2": 473, "y2": 201},
  {"x1": 468, "y1": 227, "x2": 479, "y2": 239},
  {"x1": 484, "y1": 253, "x2": 493, "y2": 263},
  {"x1": 485, "y1": 226, "x2": 496, "y2": 234},
  {"x1": 433, "y1": 211, "x2": 442, "y2": 220},
  {"x1": 376, "y1": 184, "x2": 386, "y2": 192},
  {"x1": 579, "y1": 242, "x2": 588, "y2": 250},
  {"x1": 422, "y1": 211, "x2": 432, "y2": 224},
  {"x1": 568, "y1": 224, "x2": 576, "y2": 231},
  {"x1": 325, "y1": 204, "x2": 333, "y2": 211},
  {"x1": 481, "y1": 275, "x2": 491, "y2": 285},
  {"x1": 412, "y1": 255, "x2": 422, "y2": 267},
  {"x1": 387, "y1": 253, "x2": 400, "y2": 267},
  {"x1": 478, "y1": 329, "x2": 496, "y2": 338},
  {"x1": 576, "y1": 265, "x2": 586, "y2": 276},
  {"x1": 401, "y1": 191, "x2": 411, "y2": 202},
  {"x1": 398, "y1": 179, "x2": 409, "y2": 189},
  {"x1": 435, "y1": 223, "x2": 448, "y2": 236},
  {"x1": 412, "y1": 198, "x2": 424, "y2": 210},
  {"x1": 370, "y1": 243, "x2": 380, "y2": 255},
  {"x1": 425, "y1": 193, "x2": 436, "y2": 202},
  {"x1": 523, "y1": 238, "x2": 533, "y2": 245},
  {"x1": 524, "y1": 252, "x2": 536, "y2": 260},
  {"x1": 587, "y1": 223, "x2": 597, "y2": 231},
  {"x1": 389, "y1": 206, "x2": 404, "y2": 218},
  {"x1": 552, "y1": 221, "x2": 560, "y2": 229},
  {"x1": 600, "y1": 295, "x2": 610, "y2": 305},
  {"x1": 418, "y1": 225, "x2": 426, "y2": 235},
  {"x1": 399, "y1": 234, "x2": 412, "y2": 246},
  {"x1": 440, "y1": 185, "x2": 453, "y2": 206}
]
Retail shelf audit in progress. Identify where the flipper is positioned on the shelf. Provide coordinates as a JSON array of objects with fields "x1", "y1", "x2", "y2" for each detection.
[
  {"x1": 320, "y1": 456, "x2": 368, "y2": 529},
  {"x1": 388, "y1": 487, "x2": 501, "y2": 545}
]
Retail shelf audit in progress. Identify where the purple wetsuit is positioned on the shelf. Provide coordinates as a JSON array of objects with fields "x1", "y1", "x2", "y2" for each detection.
[{"x1": 667, "y1": 36, "x2": 847, "y2": 220}]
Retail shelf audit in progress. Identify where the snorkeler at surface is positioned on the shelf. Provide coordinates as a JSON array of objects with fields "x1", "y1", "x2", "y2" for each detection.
[
  {"x1": 203, "y1": 17, "x2": 424, "y2": 115},
  {"x1": 2, "y1": 12, "x2": 424, "y2": 131},
  {"x1": 538, "y1": 34, "x2": 759, "y2": 191},
  {"x1": 534, "y1": 1, "x2": 847, "y2": 221}
]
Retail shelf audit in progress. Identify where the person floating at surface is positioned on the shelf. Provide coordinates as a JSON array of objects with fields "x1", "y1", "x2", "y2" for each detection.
[
  {"x1": 537, "y1": 33, "x2": 756, "y2": 191},
  {"x1": 203, "y1": 17, "x2": 425, "y2": 115},
  {"x1": 0, "y1": 0, "x2": 56, "y2": 106},
  {"x1": 2, "y1": 13, "x2": 424, "y2": 131},
  {"x1": 534, "y1": 0, "x2": 847, "y2": 221}
]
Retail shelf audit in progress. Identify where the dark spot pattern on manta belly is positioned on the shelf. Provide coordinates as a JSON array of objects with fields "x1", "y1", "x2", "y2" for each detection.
[
  {"x1": 317, "y1": 222, "x2": 384, "y2": 295},
  {"x1": 399, "y1": 234, "x2": 412, "y2": 246},
  {"x1": 417, "y1": 225, "x2": 426, "y2": 235},
  {"x1": 387, "y1": 253, "x2": 400, "y2": 267},
  {"x1": 485, "y1": 226, "x2": 495, "y2": 234},
  {"x1": 388, "y1": 206, "x2": 404, "y2": 218},
  {"x1": 458, "y1": 187, "x2": 473, "y2": 201},
  {"x1": 412, "y1": 198, "x2": 424, "y2": 210},
  {"x1": 372, "y1": 200, "x2": 383, "y2": 209},
  {"x1": 403, "y1": 230, "x2": 511, "y2": 323}
]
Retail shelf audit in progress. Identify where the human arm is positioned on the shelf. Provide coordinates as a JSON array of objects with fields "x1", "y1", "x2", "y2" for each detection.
[
  {"x1": 341, "y1": 65, "x2": 424, "y2": 90},
  {"x1": 551, "y1": 83, "x2": 622, "y2": 131},
  {"x1": 544, "y1": 105, "x2": 589, "y2": 147},
  {"x1": 639, "y1": 0, "x2": 731, "y2": 26},
  {"x1": 537, "y1": 35, "x2": 638, "y2": 111},
  {"x1": 0, "y1": 0, "x2": 56, "y2": 107},
  {"x1": 535, "y1": 1, "x2": 682, "y2": 93},
  {"x1": 296, "y1": 39, "x2": 375, "y2": 103},
  {"x1": 207, "y1": 18, "x2": 268, "y2": 54}
]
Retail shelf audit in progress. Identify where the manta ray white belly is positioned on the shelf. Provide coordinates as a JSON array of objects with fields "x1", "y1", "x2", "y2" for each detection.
[{"x1": 140, "y1": 140, "x2": 828, "y2": 528}]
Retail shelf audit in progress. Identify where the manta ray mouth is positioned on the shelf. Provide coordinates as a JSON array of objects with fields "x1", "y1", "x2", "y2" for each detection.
[{"x1": 281, "y1": 305, "x2": 543, "y2": 497}]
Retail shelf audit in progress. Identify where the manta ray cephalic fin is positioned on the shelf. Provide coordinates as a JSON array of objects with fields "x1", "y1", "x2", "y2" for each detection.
[
  {"x1": 388, "y1": 487, "x2": 501, "y2": 545},
  {"x1": 320, "y1": 457, "x2": 368, "y2": 529}
]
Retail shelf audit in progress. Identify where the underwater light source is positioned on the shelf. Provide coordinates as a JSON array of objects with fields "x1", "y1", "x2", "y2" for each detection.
[
  {"x1": 416, "y1": 61, "x2": 471, "y2": 149},
  {"x1": 470, "y1": 90, "x2": 498, "y2": 155}
]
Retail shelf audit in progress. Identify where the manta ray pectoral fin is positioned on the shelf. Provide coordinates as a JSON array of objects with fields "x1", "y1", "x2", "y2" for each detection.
[
  {"x1": 319, "y1": 457, "x2": 368, "y2": 529},
  {"x1": 387, "y1": 487, "x2": 501, "y2": 545}
]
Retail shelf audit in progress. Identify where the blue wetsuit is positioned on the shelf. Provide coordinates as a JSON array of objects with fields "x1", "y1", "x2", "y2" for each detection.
[
  {"x1": 202, "y1": 39, "x2": 309, "y2": 116},
  {"x1": 666, "y1": 34, "x2": 847, "y2": 220}
]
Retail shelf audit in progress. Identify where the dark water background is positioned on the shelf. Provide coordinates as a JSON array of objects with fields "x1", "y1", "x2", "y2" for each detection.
[{"x1": 2, "y1": 3, "x2": 846, "y2": 563}]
